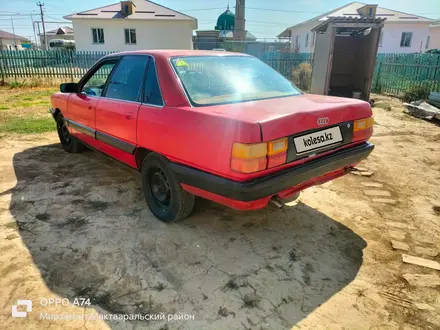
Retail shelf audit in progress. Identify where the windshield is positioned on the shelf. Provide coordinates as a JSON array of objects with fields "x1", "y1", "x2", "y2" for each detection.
[{"x1": 170, "y1": 56, "x2": 301, "y2": 106}]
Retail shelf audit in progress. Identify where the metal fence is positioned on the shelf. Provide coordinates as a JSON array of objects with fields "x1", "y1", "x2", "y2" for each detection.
[
  {"x1": 371, "y1": 53, "x2": 440, "y2": 95},
  {"x1": 0, "y1": 50, "x2": 114, "y2": 81},
  {"x1": 1, "y1": 50, "x2": 439, "y2": 97}
]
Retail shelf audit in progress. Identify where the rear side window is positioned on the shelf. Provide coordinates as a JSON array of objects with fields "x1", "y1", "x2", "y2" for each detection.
[
  {"x1": 105, "y1": 55, "x2": 149, "y2": 102},
  {"x1": 143, "y1": 60, "x2": 164, "y2": 106}
]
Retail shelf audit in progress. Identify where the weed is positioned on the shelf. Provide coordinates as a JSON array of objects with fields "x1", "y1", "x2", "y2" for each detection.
[
  {"x1": 289, "y1": 249, "x2": 297, "y2": 262},
  {"x1": 402, "y1": 85, "x2": 430, "y2": 103},
  {"x1": 242, "y1": 294, "x2": 260, "y2": 308},
  {"x1": 8, "y1": 81, "x2": 27, "y2": 89},
  {"x1": 265, "y1": 264, "x2": 274, "y2": 271},
  {"x1": 5, "y1": 221, "x2": 18, "y2": 229},
  {"x1": 291, "y1": 63, "x2": 312, "y2": 91},
  {"x1": 224, "y1": 279, "x2": 239, "y2": 290},
  {"x1": 153, "y1": 282, "x2": 166, "y2": 291},
  {"x1": 373, "y1": 102, "x2": 392, "y2": 111},
  {"x1": 218, "y1": 306, "x2": 229, "y2": 317},
  {"x1": 86, "y1": 200, "x2": 109, "y2": 211}
]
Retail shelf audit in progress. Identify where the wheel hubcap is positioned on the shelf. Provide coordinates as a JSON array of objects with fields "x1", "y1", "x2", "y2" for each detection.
[
  {"x1": 149, "y1": 168, "x2": 170, "y2": 209},
  {"x1": 59, "y1": 120, "x2": 71, "y2": 143}
]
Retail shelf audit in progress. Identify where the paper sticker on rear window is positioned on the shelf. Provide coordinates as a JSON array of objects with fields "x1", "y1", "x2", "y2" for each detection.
[{"x1": 175, "y1": 58, "x2": 189, "y2": 67}]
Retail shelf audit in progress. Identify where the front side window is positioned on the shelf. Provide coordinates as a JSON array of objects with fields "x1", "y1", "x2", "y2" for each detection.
[
  {"x1": 82, "y1": 62, "x2": 116, "y2": 96},
  {"x1": 171, "y1": 56, "x2": 301, "y2": 106},
  {"x1": 400, "y1": 32, "x2": 412, "y2": 47},
  {"x1": 143, "y1": 59, "x2": 164, "y2": 106},
  {"x1": 105, "y1": 55, "x2": 149, "y2": 102},
  {"x1": 92, "y1": 28, "x2": 105, "y2": 44},
  {"x1": 125, "y1": 28, "x2": 136, "y2": 44}
]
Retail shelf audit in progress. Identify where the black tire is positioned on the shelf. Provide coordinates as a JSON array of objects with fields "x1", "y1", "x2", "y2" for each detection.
[
  {"x1": 141, "y1": 153, "x2": 195, "y2": 222},
  {"x1": 56, "y1": 113, "x2": 85, "y2": 153}
]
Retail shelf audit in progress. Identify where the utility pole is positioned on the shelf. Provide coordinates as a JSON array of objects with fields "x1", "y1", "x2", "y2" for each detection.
[
  {"x1": 11, "y1": 16, "x2": 17, "y2": 50},
  {"x1": 37, "y1": 2, "x2": 47, "y2": 50},
  {"x1": 30, "y1": 12, "x2": 38, "y2": 48}
]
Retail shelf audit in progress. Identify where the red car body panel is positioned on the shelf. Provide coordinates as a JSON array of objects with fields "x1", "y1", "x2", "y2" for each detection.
[{"x1": 51, "y1": 50, "x2": 374, "y2": 211}]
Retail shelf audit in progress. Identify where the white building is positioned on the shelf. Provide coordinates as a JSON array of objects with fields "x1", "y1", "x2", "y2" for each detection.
[
  {"x1": 64, "y1": 0, "x2": 197, "y2": 51},
  {"x1": 0, "y1": 30, "x2": 30, "y2": 50},
  {"x1": 278, "y1": 2, "x2": 437, "y2": 54},
  {"x1": 429, "y1": 25, "x2": 440, "y2": 50}
]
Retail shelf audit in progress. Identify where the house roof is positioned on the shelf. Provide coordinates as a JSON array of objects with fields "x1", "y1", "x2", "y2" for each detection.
[
  {"x1": 39, "y1": 26, "x2": 74, "y2": 36},
  {"x1": 64, "y1": 0, "x2": 197, "y2": 22},
  {"x1": 0, "y1": 30, "x2": 30, "y2": 42},
  {"x1": 312, "y1": 16, "x2": 386, "y2": 32},
  {"x1": 278, "y1": 1, "x2": 435, "y2": 37}
]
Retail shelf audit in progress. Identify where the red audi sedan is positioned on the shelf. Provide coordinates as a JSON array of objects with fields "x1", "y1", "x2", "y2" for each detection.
[{"x1": 50, "y1": 50, "x2": 374, "y2": 222}]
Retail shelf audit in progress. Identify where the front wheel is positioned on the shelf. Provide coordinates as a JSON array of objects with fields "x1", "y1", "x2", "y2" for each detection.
[
  {"x1": 141, "y1": 153, "x2": 195, "y2": 222},
  {"x1": 56, "y1": 113, "x2": 85, "y2": 153}
]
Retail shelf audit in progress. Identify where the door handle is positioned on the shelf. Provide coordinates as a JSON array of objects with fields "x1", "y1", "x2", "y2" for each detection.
[{"x1": 88, "y1": 106, "x2": 92, "y2": 110}]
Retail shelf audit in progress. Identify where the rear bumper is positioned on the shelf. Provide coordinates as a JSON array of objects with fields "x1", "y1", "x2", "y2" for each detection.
[{"x1": 170, "y1": 142, "x2": 374, "y2": 203}]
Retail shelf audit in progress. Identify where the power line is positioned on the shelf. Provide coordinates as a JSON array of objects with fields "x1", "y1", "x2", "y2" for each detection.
[{"x1": 177, "y1": 7, "x2": 224, "y2": 12}]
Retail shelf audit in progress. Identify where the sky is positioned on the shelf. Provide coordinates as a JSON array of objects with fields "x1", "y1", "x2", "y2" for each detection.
[{"x1": 1, "y1": 0, "x2": 439, "y2": 43}]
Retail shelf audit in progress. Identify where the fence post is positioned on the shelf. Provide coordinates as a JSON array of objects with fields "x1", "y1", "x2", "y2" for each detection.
[
  {"x1": 374, "y1": 61, "x2": 382, "y2": 92},
  {"x1": 0, "y1": 51, "x2": 4, "y2": 85},
  {"x1": 69, "y1": 51, "x2": 73, "y2": 82}
]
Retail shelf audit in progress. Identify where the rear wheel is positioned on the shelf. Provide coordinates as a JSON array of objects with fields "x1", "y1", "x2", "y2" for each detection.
[
  {"x1": 141, "y1": 153, "x2": 194, "y2": 222},
  {"x1": 56, "y1": 113, "x2": 85, "y2": 153}
]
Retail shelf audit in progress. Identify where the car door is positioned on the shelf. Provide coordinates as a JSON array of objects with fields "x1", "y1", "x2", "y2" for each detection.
[
  {"x1": 136, "y1": 56, "x2": 167, "y2": 152},
  {"x1": 67, "y1": 60, "x2": 117, "y2": 135},
  {"x1": 94, "y1": 55, "x2": 149, "y2": 153}
]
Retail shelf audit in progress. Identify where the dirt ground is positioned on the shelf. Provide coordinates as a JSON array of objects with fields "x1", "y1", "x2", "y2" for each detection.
[{"x1": 0, "y1": 94, "x2": 439, "y2": 330}]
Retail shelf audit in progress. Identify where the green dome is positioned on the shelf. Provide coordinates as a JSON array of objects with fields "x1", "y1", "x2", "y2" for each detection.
[{"x1": 215, "y1": 7, "x2": 235, "y2": 31}]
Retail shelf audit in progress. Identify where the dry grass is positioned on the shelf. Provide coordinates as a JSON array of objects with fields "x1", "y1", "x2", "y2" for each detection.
[{"x1": 0, "y1": 86, "x2": 58, "y2": 135}]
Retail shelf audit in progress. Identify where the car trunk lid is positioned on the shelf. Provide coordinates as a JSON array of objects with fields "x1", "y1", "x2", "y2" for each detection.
[{"x1": 209, "y1": 94, "x2": 372, "y2": 141}]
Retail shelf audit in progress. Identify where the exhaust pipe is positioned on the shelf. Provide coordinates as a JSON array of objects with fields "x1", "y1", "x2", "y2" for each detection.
[{"x1": 270, "y1": 196, "x2": 284, "y2": 208}]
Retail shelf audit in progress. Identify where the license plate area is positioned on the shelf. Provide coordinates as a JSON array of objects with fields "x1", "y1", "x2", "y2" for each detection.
[{"x1": 293, "y1": 126, "x2": 343, "y2": 154}]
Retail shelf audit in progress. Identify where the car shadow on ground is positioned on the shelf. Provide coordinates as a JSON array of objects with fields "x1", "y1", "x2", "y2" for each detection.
[{"x1": 9, "y1": 144, "x2": 367, "y2": 329}]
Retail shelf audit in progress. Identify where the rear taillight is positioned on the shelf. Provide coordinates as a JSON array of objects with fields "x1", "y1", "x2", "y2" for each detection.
[
  {"x1": 231, "y1": 138, "x2": 288, "y2": 173},
  {"x1": 353, "y1": 117, "x2": 374, "y2": 141},
  {"x1": 267, "y1": 138, "x2": 287, "y2": 169}
]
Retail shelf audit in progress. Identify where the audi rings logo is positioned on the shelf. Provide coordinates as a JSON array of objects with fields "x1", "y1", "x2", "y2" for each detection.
[{"x1": 317, "y1": 117, "x2": 329, "y2": 125}]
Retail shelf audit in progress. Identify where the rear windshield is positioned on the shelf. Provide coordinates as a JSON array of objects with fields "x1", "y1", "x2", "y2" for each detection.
[{"x1": 170, "y1": 56, "x2": 301, "y2": 106}]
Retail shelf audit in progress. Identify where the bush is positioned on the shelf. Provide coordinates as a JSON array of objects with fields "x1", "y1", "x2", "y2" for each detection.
[
  {"x1": 291, "y1": 62, "x2": 312, "y2": 91},
  {"x1": 8, "y1": 80, "x2": 27, "y2": 89},
  {"x1": 402, "y1": 85, "x2": 430, "y2": 103}
]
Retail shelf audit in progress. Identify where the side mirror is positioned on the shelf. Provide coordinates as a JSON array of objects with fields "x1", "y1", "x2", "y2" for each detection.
[{"x1": 60, "y1": 83, "x2": 78, "y2": 93}]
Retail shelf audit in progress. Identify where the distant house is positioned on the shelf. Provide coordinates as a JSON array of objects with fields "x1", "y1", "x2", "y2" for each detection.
[
  {"x1": 278, "y1": 2, "x2": 437, "y2": 54},
  {"x1": 429, "y1": 24, "x2": 440, "y2": 50},
  {"x1": 64, "y1": 0, "x2": 197, "y2": 51},
  {"x1": 0, "y1": 30, "x2": 30, "y2": 50},
  {"x1": 39, "y1": 26, "x2": 74, "y2": 48}
]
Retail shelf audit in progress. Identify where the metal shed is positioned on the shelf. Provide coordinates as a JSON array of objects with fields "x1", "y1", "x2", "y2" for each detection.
[{"x1": 310, "y1": 16, "x2": 386, "y2": 101}]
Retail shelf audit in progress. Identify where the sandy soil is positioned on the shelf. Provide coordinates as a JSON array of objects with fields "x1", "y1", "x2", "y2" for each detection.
[{"x1": 0, "y1": 94, "x2": 439, "y2": 330}]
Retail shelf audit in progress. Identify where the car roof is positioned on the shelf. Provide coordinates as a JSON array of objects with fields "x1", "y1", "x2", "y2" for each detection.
[{"x1": 104, "y1": 49, "x2": 251, "y2": 59}]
